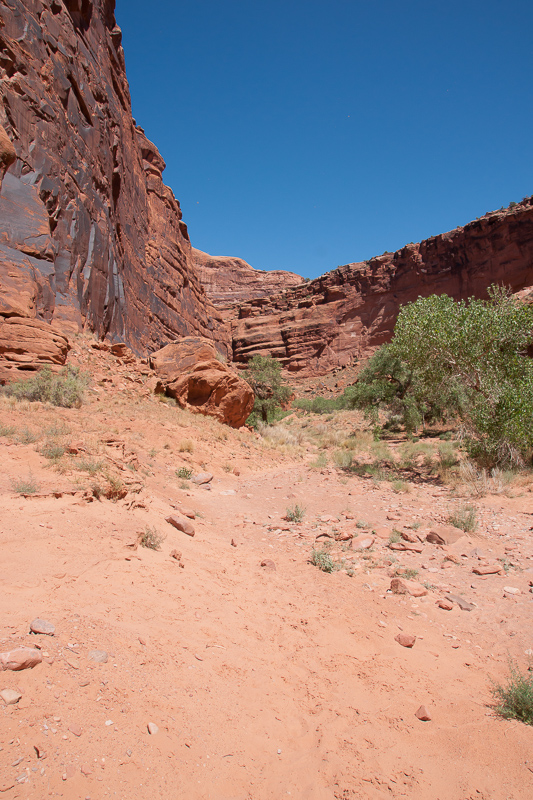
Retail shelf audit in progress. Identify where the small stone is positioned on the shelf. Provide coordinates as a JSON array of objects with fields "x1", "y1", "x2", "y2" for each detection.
[
  {"x1": 426, "y1": 526, "x2": 464, "y2": 545},
  {"x1": 80, "y1": 764, "x2": 93, "y2": 776},
  {"x1": 166, "y1": 514, "x2": 195, "y2": 537},
  {"x1": 180, "y1": 507, "x2": 196, "y2": 519},
  {"x1": 415, "y1": 705, "x2": 432, "y2": 721},
  {"x1": 89, "y1": 650, "x2": 108, "y2": 664},
  {"x1": 231, "y1": 539, "x2": 237, "y2": 547},
  {"x1": 105, "y1": 719, "x2": 113, "y2": 726},
  {"x1": 445, "y1": 593, "x2": 475, "y2": 611},
  {"x1": 69, "y1": 724, "x2": 83, "y2": 737},
  {"x1": 170, "y1": 550, "x2": 182, "y2": 561},
  {"x1": 147, "y1": 722, "x2": 159, "y2": 735},
  {"x1": 374, "y1": 527, "x2": 392, "y2": 540},
  {"x1": 0, "y1": 688, "x2": 22, "y2": 705},
  {"x1": 472, "y1": 564, "x2": 502, "y2": 575},
  {"x1": 260, "y1": 559, "x2": 276, "y2": 571},
  {"x1": 437, "y1": 599, "x2": 454, "y2": 611},
  {"x1": 352, "y1": 535, "x2": 374, "y2": 551},
  {"x1": 387, "y1": 513, "x2": 401, "y2": 521},
  {"x1": 191, "y1": 472, "x2": 213, "y2": 485},
  {"x1": 503, "y1": 586, "x2": 520, "y2": 595},
  {"x1": 390, "y1": 578, "x2": 428, "y2": 597},
  {"x1": 395, "y1": 633, "x2": 416, "y2": 648},
  {"x1": 0, "y1": 647, "x2": 42, "y2": 672},
  {"x1": 30, "y1": 619, "x2": 55, "y2": 636}
]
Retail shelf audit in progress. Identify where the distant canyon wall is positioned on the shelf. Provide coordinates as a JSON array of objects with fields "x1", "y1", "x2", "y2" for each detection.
[
  {"x1": 230, "y1": 199, "x2": 533, "y2": 375},
  {"x1": 0, "y1": 0, "x2": 228, "y2": 366}
]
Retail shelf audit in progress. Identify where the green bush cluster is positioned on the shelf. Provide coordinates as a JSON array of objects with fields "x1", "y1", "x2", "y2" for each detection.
[{"x1": 3, "y1": 366, "x2": 87, "y2": 408}]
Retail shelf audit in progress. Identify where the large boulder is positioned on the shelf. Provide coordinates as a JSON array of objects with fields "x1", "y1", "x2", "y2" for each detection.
[
  {"x1": 150, "y1": 337, "x2": 254, "y2": 428},
  {"x1": 0, "y1": 317, "x2": 71, "y2": 384}
]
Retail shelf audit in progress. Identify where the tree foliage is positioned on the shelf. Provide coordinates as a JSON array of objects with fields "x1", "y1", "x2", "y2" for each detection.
[
  {"x1": 350, "y1": 286, "x2": 533, "y2": 466},
  {"x1": 244, "y1": 355, "x2": 292, "y2": 425}
]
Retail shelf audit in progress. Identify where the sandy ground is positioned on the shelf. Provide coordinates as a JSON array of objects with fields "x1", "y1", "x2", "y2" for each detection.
[{"x1": 1, "y1": 340, "x2": 533, "y2": 800}]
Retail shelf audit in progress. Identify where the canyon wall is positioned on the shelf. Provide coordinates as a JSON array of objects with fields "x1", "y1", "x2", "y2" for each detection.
[
  {"x1": 0, "y1": 0, "x2": 228, "y2": 371},
  {"x1": 192, "y1": 248, "x2": 303, "y2": 306},
  {"x1": 230, "y1": 199, "x2": 533, "y2": 375}
]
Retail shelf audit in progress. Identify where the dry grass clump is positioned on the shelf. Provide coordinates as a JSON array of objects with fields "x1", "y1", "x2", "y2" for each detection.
[
  {"x1": 258, "y1": 421, "x2": 305, "y2": 450},
  {"x1": 458, "y1": 460, "x2": 517, "y2": 497}
]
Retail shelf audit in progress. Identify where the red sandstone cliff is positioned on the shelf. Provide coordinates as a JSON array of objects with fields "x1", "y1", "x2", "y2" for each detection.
[
  {"x1": 192, "y1": 248, "x2": 303, "y2": 306},
  {"x1": 230, "y1": 199, "x2": 533, "y2": 375},
  {"x1": 0, "y1": 0, "x2": 228, "y2": 371}
]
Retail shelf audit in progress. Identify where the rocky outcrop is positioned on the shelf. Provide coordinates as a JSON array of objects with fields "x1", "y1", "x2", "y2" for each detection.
[
  {"x1": 0, "y1": 0, "x2": 228, "y2": 357},
  {"x1": 0, "y1": 316, "x2": 70, "y2": 383},
  {"x1": 150, "y1": 337, "x2": 254, "y2": 428},
  {"x1": 230, "y1": 199, "x2": 533, "y2": 375},
  {"x1": 192, "y1": 248, "x2": 303, "y2": 307}
]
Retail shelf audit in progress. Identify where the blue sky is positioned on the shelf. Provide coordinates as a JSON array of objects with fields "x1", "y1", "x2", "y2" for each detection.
[{"x1": 116, "y1": 0, "x2": 532, "y2": 279}]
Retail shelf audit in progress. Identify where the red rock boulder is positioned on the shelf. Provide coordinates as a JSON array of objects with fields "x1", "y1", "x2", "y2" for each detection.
[
  {"x1": 0, "y1": 317, "x2": 71, "y2": 384},
  {"x1": 150, "y1": 337, "x2": 254, "y2": 428}
]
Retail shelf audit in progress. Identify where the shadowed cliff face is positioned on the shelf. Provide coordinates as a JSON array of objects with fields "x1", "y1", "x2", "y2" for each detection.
[
  {"x1": 0, "y1": 0, "x2": 228, "y2": 354},
  {"x1": 230, "y1": 199, "x2": 533, "y2": 375}
]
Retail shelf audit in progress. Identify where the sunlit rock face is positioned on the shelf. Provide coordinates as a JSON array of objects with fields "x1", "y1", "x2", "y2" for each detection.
[
  {"x1": 0, "y1": 0, "x2": 229, "y2": 359},
  {"x1": 229, "y1": 199, "x2": 533, "y2": 376}
]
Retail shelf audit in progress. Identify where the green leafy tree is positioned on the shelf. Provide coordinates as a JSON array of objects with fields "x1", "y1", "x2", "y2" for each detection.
[
  {"x1": 244, "y1": 355, "x2": 292, "y2": 424},
  {"x1": 351, "y1": 286, "x2": 533, "y2": 466}
]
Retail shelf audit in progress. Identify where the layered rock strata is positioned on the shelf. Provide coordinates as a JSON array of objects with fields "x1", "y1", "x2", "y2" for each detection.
[
  {"x1": 192, "y1": 248, "x2": 303, "y2": 306},
  {"x1": 0, "y1": 0, "x2": 228, "y2": 375},
  {"x1": 231, "y1": 199, "x2": 533, "y2": 375}
]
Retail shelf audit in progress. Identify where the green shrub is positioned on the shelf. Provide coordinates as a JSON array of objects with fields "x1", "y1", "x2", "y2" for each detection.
[
  {"x1": 333, "y1": 449, "x2": 353, "y2": 469},
  {"x1": 3, "y1": 366, "x2": 87, "y2": 408},
  {"x1": 140, "y1": 526, "x2": 165, "y2": 551},
  {"x1": 448, "y1": 504, "x2": 478, "y2": 532},
  {"x1": 491, "y1": 662, "x2": 533, "y2": 725},
  {"x1": 11, "y1": 473, "x2": 39, "y2": 494},
  {"x1": 310, "y1": 548, "x2": 335, "y2": 573},
  {"x1": 286, "y1": 504, "x2": 305, "y2": 523},
  {"x1": 176, "y1": 467, "x2": 192, "y2": 479},
  {"x1": 244, "y1": 355, "x2": 292, "y2": 424}
]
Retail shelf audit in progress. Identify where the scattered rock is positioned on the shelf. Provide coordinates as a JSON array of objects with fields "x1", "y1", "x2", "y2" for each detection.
[
  {"x1": 260, "y1": 559, "x2": 277, "y2": 571},
  {"x1": 88, "y1": 650, "x2": 108, "y2": 664},
  {"x1": 166, "y1": 515, "x2": 195, "y2": 536},
  {"x1": 445, "y1": 593, "x2": 475, "y2": 611},
  {"x1": 437, "y1": 599, "x2": 454, "y2": 611},
  {"x1": 395, "y1": 633, "x2": 416, "y2": 648},
  {"x1": 426, "y1": 525, "x2": 465, "y2": 545},
  {"x1": 30, "y1": 618, "x2": 56, "y2": 636},
  {"x1": 390, "y1": 542, "x2": 424, "y2": 553},
  {"x1": 472, "y1": 564, "x2": 502, "y2": 575},
  {"x1": 387, "y1": 513, "x2": 401, "y2": 521},
  {"x1": 374, "y1": 527, "x2": 392, "y2": 540},
  {"x1": 0, "y1": 647, "x2": 42, "y2": 672},
  {"x1": 352, "y1": 535, "x2": 375, "y2": 551},
  {"x1": 231, "y1": 539, "x2": 237, "y2": 547},
  {"x1": 503, "y1": 586, "x2": 520, "y2": 595},
  {"x1": 401, "y1": 530, "x2": 420, "y2": 544},
  {"x1": 147, "y1": 722, "x2": 159, "y2": 735},
  {"x1": 390, "y1": 578, "x2": 428, "y2": 597},
  {"x1": 69, "y1": 724, "x2": 83, "y2": 737},
  {"x1": 191, "y1": 472, "x2": 213, "y2": 485},
  {"x1": 415, "y1": 705, "x2": 432, "y2": 721},
  {"x1": 0, "y1": 688, "x2": 22, "y2": 705},
  {"x1": 180, "y1": 507, "x2": 196, "y2": 519},
  {"x1": 170, "y1": 550, "x2": 182, "y2": 561}
]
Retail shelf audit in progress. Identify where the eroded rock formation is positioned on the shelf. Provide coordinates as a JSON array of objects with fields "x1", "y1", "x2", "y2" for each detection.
[
  {"x1": 0, "y1": 0, "x2": 228, "y2": 378},
  {"x1": 230, "y1": 199, "x2": 533, "y2": 375},
  {"x1": 150, "y1": 337, "x2": 254, "y2": 429},
  {"x1": 192, "y1": 248, "x2": 303, "y2": 307}
]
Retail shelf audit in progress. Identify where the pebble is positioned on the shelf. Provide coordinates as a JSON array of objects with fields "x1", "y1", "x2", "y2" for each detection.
[
  {"x1": 415, "y1": 705, "x2": 432, "y2": 721},
  {"x1": 445, "y1": 593, "x2": 475, "y2": 612},
  {"x1": 0, "y1": 647, "x2": 42, "y2": 672},
  {"x1": 88, "y1": 650, "x2": 108, "y2": 664},
  {"x1": 147, "y1": 722, "x2": 159, "y2": 735},
  {"x1": 503, "y1": 586, "x2": 520, "y2": 595},
  {"x1": 395, "y1": 633, "x2": 416, "y2": 648},
  {"x1": 437, "y1": 599, "x2": 454, "y2": 611},
  {"x1": 260, "y1": 559, "x2": 277, "y2": 571},
  {"x1": 166, "y1": 514, "x2": 195, "y2": 537},
  {"x1": 0, "y1": 688, "x2": 22, "y2": 705},
  {"x1": 191, "y1": 472, "x2": 213, "y2": 485},
  {"x1": 69, "y1": 724, "x2": 83, "y2": 737},
  {"x1": 390, "y1": 578, "x2": 428, "y2": 597},
  {"x1": 30, "y1": 619, "x2": 56, "y2": 636},
  {"x1": 105, "y1": 720, "x2": 113, "y2": 726},
  {"x1": 352, "y1": 535, "x2": 375, "y2": 551}
]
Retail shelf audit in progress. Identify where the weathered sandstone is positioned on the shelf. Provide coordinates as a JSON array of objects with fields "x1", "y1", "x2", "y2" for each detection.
[
  {"x1": 0, "y1": 0, "x2": 228, "y2": 357},
  {"x1": 230, "y1": 199, "x2": 533, "y2": 375},
  {"x1": 150, "y1": 337, "x2": 254, "y2": 428},
  {"x1": 192, "y1": 248, "x2": 303, "y2": 307}
]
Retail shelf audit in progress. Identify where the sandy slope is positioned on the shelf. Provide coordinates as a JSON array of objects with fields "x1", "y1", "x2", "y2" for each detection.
[{"x1": 1, "y1": 341, "x2": 533, "y2": 799}]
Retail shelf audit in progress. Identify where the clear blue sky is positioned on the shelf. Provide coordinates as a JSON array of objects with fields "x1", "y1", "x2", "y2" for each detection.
[{"x1": 116, "y1": 0, "x2": 532, "y2": 279}]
